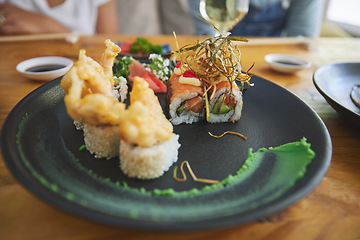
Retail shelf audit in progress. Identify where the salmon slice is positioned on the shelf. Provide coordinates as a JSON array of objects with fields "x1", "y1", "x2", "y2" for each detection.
[
  {"x1": 223, "y1": 95, "x2": 236, "y2": 109},
  {"x1": 168, "y1": 73, "x2": 204, "y2": 101},
  {"x1": 185, "y1": 96, "x2": 204, "y2": 113}
]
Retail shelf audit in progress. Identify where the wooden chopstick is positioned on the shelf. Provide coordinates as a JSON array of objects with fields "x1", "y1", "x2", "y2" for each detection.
[{"x1": 0, "y1": 33, "x2": 85, "y2": 42}]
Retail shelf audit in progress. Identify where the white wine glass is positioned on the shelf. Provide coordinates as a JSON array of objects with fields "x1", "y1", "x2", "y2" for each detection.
[{"x1": 199, "y1": 0, "x2": 249, "y2": 35}]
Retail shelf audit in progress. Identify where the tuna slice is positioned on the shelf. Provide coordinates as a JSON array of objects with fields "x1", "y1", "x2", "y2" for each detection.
[{"x1": 128, "y1": 60, "x2": 167, "y2": 93}]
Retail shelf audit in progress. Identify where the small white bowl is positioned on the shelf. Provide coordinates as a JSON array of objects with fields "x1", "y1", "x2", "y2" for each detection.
[
  {"x1": 16, "y1": 56, "x2": 73, "y2": 81},
  {"x1": 265, "y1": 53, "x2": 311, "y2": 74}
]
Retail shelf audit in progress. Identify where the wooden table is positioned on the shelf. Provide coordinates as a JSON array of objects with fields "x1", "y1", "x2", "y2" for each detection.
[{"x1": 0, "y1": 35, "x2": 359, "y2": 240}]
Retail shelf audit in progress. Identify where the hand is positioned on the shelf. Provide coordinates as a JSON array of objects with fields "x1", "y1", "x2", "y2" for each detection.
[{"x1": 0, "y1": 3, "x2": 71, "y2": 35}]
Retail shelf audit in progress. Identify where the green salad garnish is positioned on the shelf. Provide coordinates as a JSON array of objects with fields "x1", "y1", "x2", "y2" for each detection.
[
  {"x1": 113, "y1": 54, "x2": 175, "y2": 84},
  {"x1": 130, "y1": 37, "x2": 163, "y2": 55},
  {"x1": 113, "y1": 56, "x2": 133, "y2": 79}
]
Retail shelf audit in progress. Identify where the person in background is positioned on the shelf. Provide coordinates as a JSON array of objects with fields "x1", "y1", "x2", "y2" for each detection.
[
  {"x1": 0, "y1": 0, "x2": 118, "y2": 35},
  {"x1": 188, "y1": 0, "x2": 325, "y2": 38},
  {"x1": 115, "y1": 0, "x2": 195, "y2": 35}
]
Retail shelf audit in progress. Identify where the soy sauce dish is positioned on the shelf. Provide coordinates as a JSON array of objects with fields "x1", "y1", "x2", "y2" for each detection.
[
  {"x1": 265, "y1": 53, "x2": 311, "y2": 74},
  {"x1": 16, "y1": 56, "x2": 73, "y2": 81}
]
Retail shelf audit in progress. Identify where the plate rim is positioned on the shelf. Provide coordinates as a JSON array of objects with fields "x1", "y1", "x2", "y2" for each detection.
[{"x1": 313, "y1": 62, "x2": 360, "y2": 123}]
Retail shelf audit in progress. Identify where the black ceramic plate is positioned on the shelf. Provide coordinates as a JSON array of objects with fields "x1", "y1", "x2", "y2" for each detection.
[
  {"x1": 1, "y1": 76, "x2": 332, "y2": 230},
  {"x1": 313, "y1": 62, "x2": 360, "y2": 125}
]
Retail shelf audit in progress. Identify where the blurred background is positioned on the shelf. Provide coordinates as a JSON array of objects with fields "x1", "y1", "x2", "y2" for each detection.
[
  {"x1": 321, "y1": 0, "x2": 360, "y2": 37},
  {"x1": 115, "y1": 0, "x2": 359, "y2": 37},
  {"x1": 0, "y1": 0, "x2": 359, "y2": 37}
]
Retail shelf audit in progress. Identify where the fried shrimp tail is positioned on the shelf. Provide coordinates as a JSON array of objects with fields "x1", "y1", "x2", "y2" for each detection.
[
  {"x1": 61, "y1": 39, "x2": 125, "y2": 126},
  {"x1": 100, "y1": 39, "x2": 121, "y2": 86}
]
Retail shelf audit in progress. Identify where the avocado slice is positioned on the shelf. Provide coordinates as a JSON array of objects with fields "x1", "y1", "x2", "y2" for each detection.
[
  {"x1": 212, "y1": 95, "x2": 233, "y2": 114},
  {"x1": 219, "y1": 104, "x2": 233, "y2": 113},
  {"x1": 176, "y1": 103, "x2": 186, "y2": 115}
]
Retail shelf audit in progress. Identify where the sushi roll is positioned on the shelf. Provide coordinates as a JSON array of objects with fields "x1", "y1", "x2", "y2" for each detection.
[
  {"x1": 112, "y1": 76, "x2": 128, "y2": 103},
  {"x1": 167, "y1": 62, "x2": 205, "y2": 125},
  {"x1": 119, "y1": 77, "x2": 180, "y2": 179},
  {"x1": 61, "y1": 39, "x2": 126, "y2": 159},
  {"x1": 208, "y1": 80, "x2": 243, "y2": 123},
  {"x1": 168, "y1": 34, "x2": 253, "y2": 125},
  {"x1": 83, "y1": 124, "x2": 120, "y2": 159},
  {"x1": 119, "y1": 133, "x2": 180, "y2": 179}
]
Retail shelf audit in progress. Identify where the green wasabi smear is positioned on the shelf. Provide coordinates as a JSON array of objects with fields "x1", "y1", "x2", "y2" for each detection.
[
  {"x1": 16, "y1": 113, "x2": 82, "y2": 202},
  {"x1": 96, "y1": 137, "x2": 315, "y2": 198},
  {"x1": 146, "y1": 137, "x2": 315, "y2": 197},
  {"x1": 16, "y1": 113, "x2": 58, "y2": 193},
  {"x1": 78, "y1": 145, "x2": 86, "y2": 151}
]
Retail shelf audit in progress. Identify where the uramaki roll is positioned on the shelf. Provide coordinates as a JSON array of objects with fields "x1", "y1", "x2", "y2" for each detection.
[
  {"x1": 119, "y1": 133, "x2": 180, "y2": 179},
  {"x1": 207, "y1": 80, "x2": 243, "y2": 123},
  {"x1": 166, "y1": 72, "x2": 205, "y2": 125},
  {"x1": 61, "y1": 39, "x2": 126, "y2": 159},
  {"x1": 83, "y1": 123, "x2": 120, "y2": 159},
  {"x1": 119, "y1": 77, "x2": 180, "y2": 179}
]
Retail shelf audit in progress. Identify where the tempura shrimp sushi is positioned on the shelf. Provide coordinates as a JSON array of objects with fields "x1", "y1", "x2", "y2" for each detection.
[
  {"x1": 74, "y1": 75, "x2": 127, "y2": 159},
  {"x1": 61, "y1": 39, "x2": 126, "y2": 159},
  {"x1": 119, "y1": 76, "x2": 180, "y2": 179},
  {"x1": 208, "y1": 80, "x2": 243, "y2": 123}
]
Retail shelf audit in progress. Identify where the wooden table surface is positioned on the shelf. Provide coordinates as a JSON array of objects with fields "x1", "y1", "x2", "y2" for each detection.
[{"x1": 0, "y1": 35, "x2": 359, "y2": 240}]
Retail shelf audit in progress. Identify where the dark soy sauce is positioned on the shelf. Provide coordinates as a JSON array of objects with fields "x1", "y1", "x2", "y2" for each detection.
[
  {"x1": 26, "y1": 64, "x2": 66, "y2": 72},
  {"x1": 275, "y1": 61, "x2": 302, "y2": 66}
]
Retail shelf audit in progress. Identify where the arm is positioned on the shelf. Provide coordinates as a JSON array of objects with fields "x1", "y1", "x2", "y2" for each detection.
[
  {"x1": 0, "y1": 3, "x2": 71, "y2": 35},
  {"x1": 96, "y1": 0, "x2": 118, "y2": 34},
  {"x1": 285, "y1": 0, "x2": 325, "y2": 38}
]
